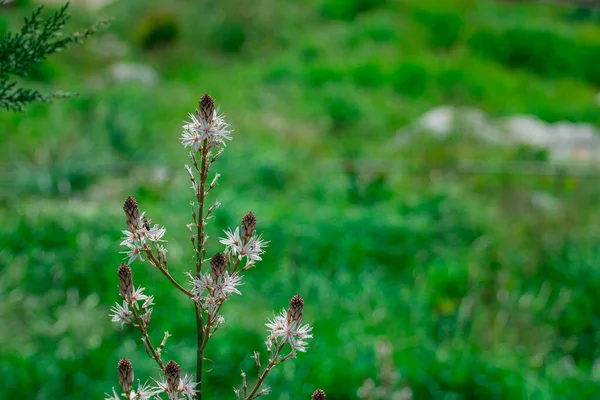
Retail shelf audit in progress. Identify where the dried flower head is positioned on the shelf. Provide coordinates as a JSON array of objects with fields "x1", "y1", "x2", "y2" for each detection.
[
  {"x1": 211, "y1": 252, "x2": 227, "y2": 281},
  {"x1": 288, "y1": 295, "x2": 304, "y2": 323},
  {"x1": 199, "y1": 93, "x2": 215, "y2": 124},
  {"x1": 117, "y1": 358, "x2": 134, "y2": 394},
  {"x1": 241, "y1": 211, "x2": 257, "y2": 241},
  {"x1": 117, "y1": 263, "x2": 134, "y2": 302},
  {"x1": 123, "y1": 196, "x2": 140, "y2": 232},
  {"x1": 165, "y1": 360, "x2": 181, "y2": 393},
  {"x1": 312, "y1": 389, "x2": 326, "y2": 400}
]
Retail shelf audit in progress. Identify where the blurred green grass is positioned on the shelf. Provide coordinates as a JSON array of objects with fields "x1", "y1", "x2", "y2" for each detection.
[{"x1": 2, "y1": 0, "x2": 600, "y2": 398}]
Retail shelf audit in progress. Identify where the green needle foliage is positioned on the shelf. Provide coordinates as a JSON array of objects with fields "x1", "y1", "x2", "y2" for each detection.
[{"x1": 0, "y1": 2, "x2": 111, "y2": 111}]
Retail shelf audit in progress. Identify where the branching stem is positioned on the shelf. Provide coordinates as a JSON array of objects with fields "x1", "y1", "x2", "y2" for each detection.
[
  {"x1": 244, "y1": 343, "x2": 285, "y2": 400},
  {"x1": 143, "y1": 245, "x2": 192, "y2": 297},
  {"x1": 130, "y1": 304, "x2": 165, "y2": 373}
]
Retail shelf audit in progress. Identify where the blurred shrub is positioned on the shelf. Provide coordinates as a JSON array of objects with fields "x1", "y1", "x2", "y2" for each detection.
[
  {"x1": 256, "y1": 163, "x2": 289, "y2": 191},
  {"x1": 134, "y1": 9, "x2": 179, "y2": 49},
  {"x1": 413, "y1": 9, "x2": 463, "y2": 49},
  {"x1": 436, "y1": 66, "x2": 470, "y2": 102},
  {"x1": 263, "y1": 63, "x2": 295, "y2": 83},
  {"x1": 324, "y1": 90, "x2": 362, "y2": 132},
  {"x1": 304, "y1": 63, "x2": 345, "y2": 86},
  {"x1": 0, "y1": 15, "x2": 7, "y2": 37},
  {"x1": 564, "y1": 6, "x2": 600, "y2": 23},
  {"x1": 320, "y1": 0, "x2": 387, "y2": 21},
  {"x1": 469, "y1": 26, "x2": 600, "y2": 85},
  {"x1": 360, "y1": 14, "x2": 398, "y2": 42},
  {"x1": 428, "y1": 56, "x2": 600, "y2": 125},
  {"x1": 351, "y1": 60, "x2": 385, "y2": 87},
  {"x1": 209, "y1": 20, "x2": 246, "y2": 53},
  {"x1": 391, "y1": 61, "x2": 431, "y2": 97},
  {"x1": 98, "y1": 87, "x2": 164, "y2": 158}
]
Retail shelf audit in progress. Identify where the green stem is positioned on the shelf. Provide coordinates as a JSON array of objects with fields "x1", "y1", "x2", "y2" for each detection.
[{"x1": 195, "y1": 139, "x2": 209, "y2": 399}]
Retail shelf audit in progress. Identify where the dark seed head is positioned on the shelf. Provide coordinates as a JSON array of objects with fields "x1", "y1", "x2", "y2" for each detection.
[
  {"x1": 311, "y1": 389, "x2": 326, "y2": 400},
  {"x1": 211, "y1": 252, "x2": 227, "y2": 281},
  {"x1": 199, "y1": 93, "x2": 215, "y2": 124},
  {"x1": 123, "y1": 196, "x2": 140, "y2": 232},
  {"x1": 117, "y1": 263, "x2": 134, "y2": 302},
  {"x1": 241, "y1": 211, "x2": 257, "y2": 241},
  {"x1": 165, "y1": 360, "x2": 181, "y2": 392},
  {"x1": 117, "y1": 358, "x2": 134, "y2": 394},
  {"x1": 288, "y1": 295, "x2": 304, "y2": 323}
]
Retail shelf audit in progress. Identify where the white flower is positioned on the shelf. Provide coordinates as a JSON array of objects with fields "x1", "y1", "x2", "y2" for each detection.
[
  {"x1": 121, "y1": 241, "x2": 144, "y2": 265},
  {"x1": 131, "y1": 380, "x2": 158, "y2": 400},
  {"x1": 221, "y1": 227, "x2": 268, "y2": 262},
  {"x1": 266, "y1": 309, "x2": 313, "y2": 354},
  {"x1": 240, "y1": 234, "x2": 267, "y2": 261},
  {"x1": 181, "y1": 110, "x2": 231, "y2": 151},
  {"x1": 141, "y1": 294, "x2": 154, "y2": 310},
  {"x1": 178, "y1": 374, "x2": 198, "y2": 400},
  {"x1": 188, "y1": 271, "x2": 243, "y2": 315},
  {"x1": 131, "y1": 287, "x2": 149, "y2": 304},
  {"x1": 180, "y1": 128, "x2": 202, "y2": 152},
  {"x1": 220, "y1": 227, "x2": 242, "y2": 256},
  {"x1": 153, "y1": 374, "x2": 199, "y2": 400},
  {"x1": 104, "y1": 387, "x2": 120, "y2": 400},
  {"x1": 110, "y1": 302, "x2": 133, "y2": 328},
  {"x1": 146, "y1": 224, "x2": 166, "y2": 242},
  {"x1": 121, "y1": 211, "x2": 166, "y2": 248},
  {"x1": 188, "y1": 272, "x2": 213, "y2": 299},
  {"x1": 120, "y1": 229, "x2": 141, "y2": 247},
  {"x1": 215, "y1": 272, "x2": 243, "y2": 298}
]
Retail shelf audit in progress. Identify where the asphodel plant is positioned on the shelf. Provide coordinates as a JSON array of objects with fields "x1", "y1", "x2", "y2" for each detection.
[{"x1": 105, "y1": 94, "x2": 324, "y2": 400}]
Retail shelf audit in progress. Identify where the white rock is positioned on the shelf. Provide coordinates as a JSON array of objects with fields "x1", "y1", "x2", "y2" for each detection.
[
  {"x1": 502, "y1": 115, "x2": 553, "y2": 147},
  {"x1": 395, "y1": 105, "x2": 600, "y2": 163},
  {"x1": 108, "y1": 62, "x2": 159, "y2": 86},
  {"x1": 417, "y1": 106, "x2": 455, "y2": 137}
]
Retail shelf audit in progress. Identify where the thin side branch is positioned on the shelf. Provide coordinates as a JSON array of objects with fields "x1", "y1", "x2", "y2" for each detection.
[
  {"x1": 130, "y1": 304, "x2": 166, "y2": 373},
  {"x1": 143, "y1": 245, "x2": 192, "y2": 297}
]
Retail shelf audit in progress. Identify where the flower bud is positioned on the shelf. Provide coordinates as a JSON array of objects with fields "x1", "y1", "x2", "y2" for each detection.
[
  {"x1": 123, "y1": 196, "x2": 140, "y2": 232},
  {"x1": 288, "y1": 295, "x2": 304, "y2": 323},
  {"x1": 311, "y1": 389, "x2": 326, "y2": 400},
  {"x1": 199, "y1": 93, "x2": 215, "y2": 124},
  {"x1": 211, "y1": 252, "x2": 227, "y2": 281},
  {"x1": 165, "y1": 360, "x2": 181, "y2": 392},
  {"x1": 117, "y1": 358, "x2": 134, "y2": 394},
  {"x1": 241, "y1": 211, "x2": 256, "y2": 241},
  {"x1": 117, "y1": 264, "x2": 134, "y2": 302}
]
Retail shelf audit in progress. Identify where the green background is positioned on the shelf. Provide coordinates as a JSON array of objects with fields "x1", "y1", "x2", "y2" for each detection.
[{"x1": 2, "y1": 0, "x2": 600, "y2": 398}]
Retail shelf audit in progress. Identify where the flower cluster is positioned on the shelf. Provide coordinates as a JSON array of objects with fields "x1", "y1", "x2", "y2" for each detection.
[
  {"x1": 220, "y1": 212, "x2": 268, "y2": 270},
  {"x1": 152, "y1": 361, "x2": 198, "y2": 400},
  {"x1": 187, "y1": 212, "x2": 267, "y2": 340},
  {"x1": 181, "y1": 94, "x2": 231, "y2": 152},
  {"x1": 266, "y1": 295, "x2": 313, "y2": 356},
  {"x1": 110, "y1": 264, "x2": 154, "y2": 328},
  {"x1": 188, "y1": 264, "x2": 242, "y2": 327},
  {"x1": 105, "y1": 359, "x2": 197, "y2": 400},
  {"x1": 120, "y1": 196, "x2": 167, "y2": 265}
]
